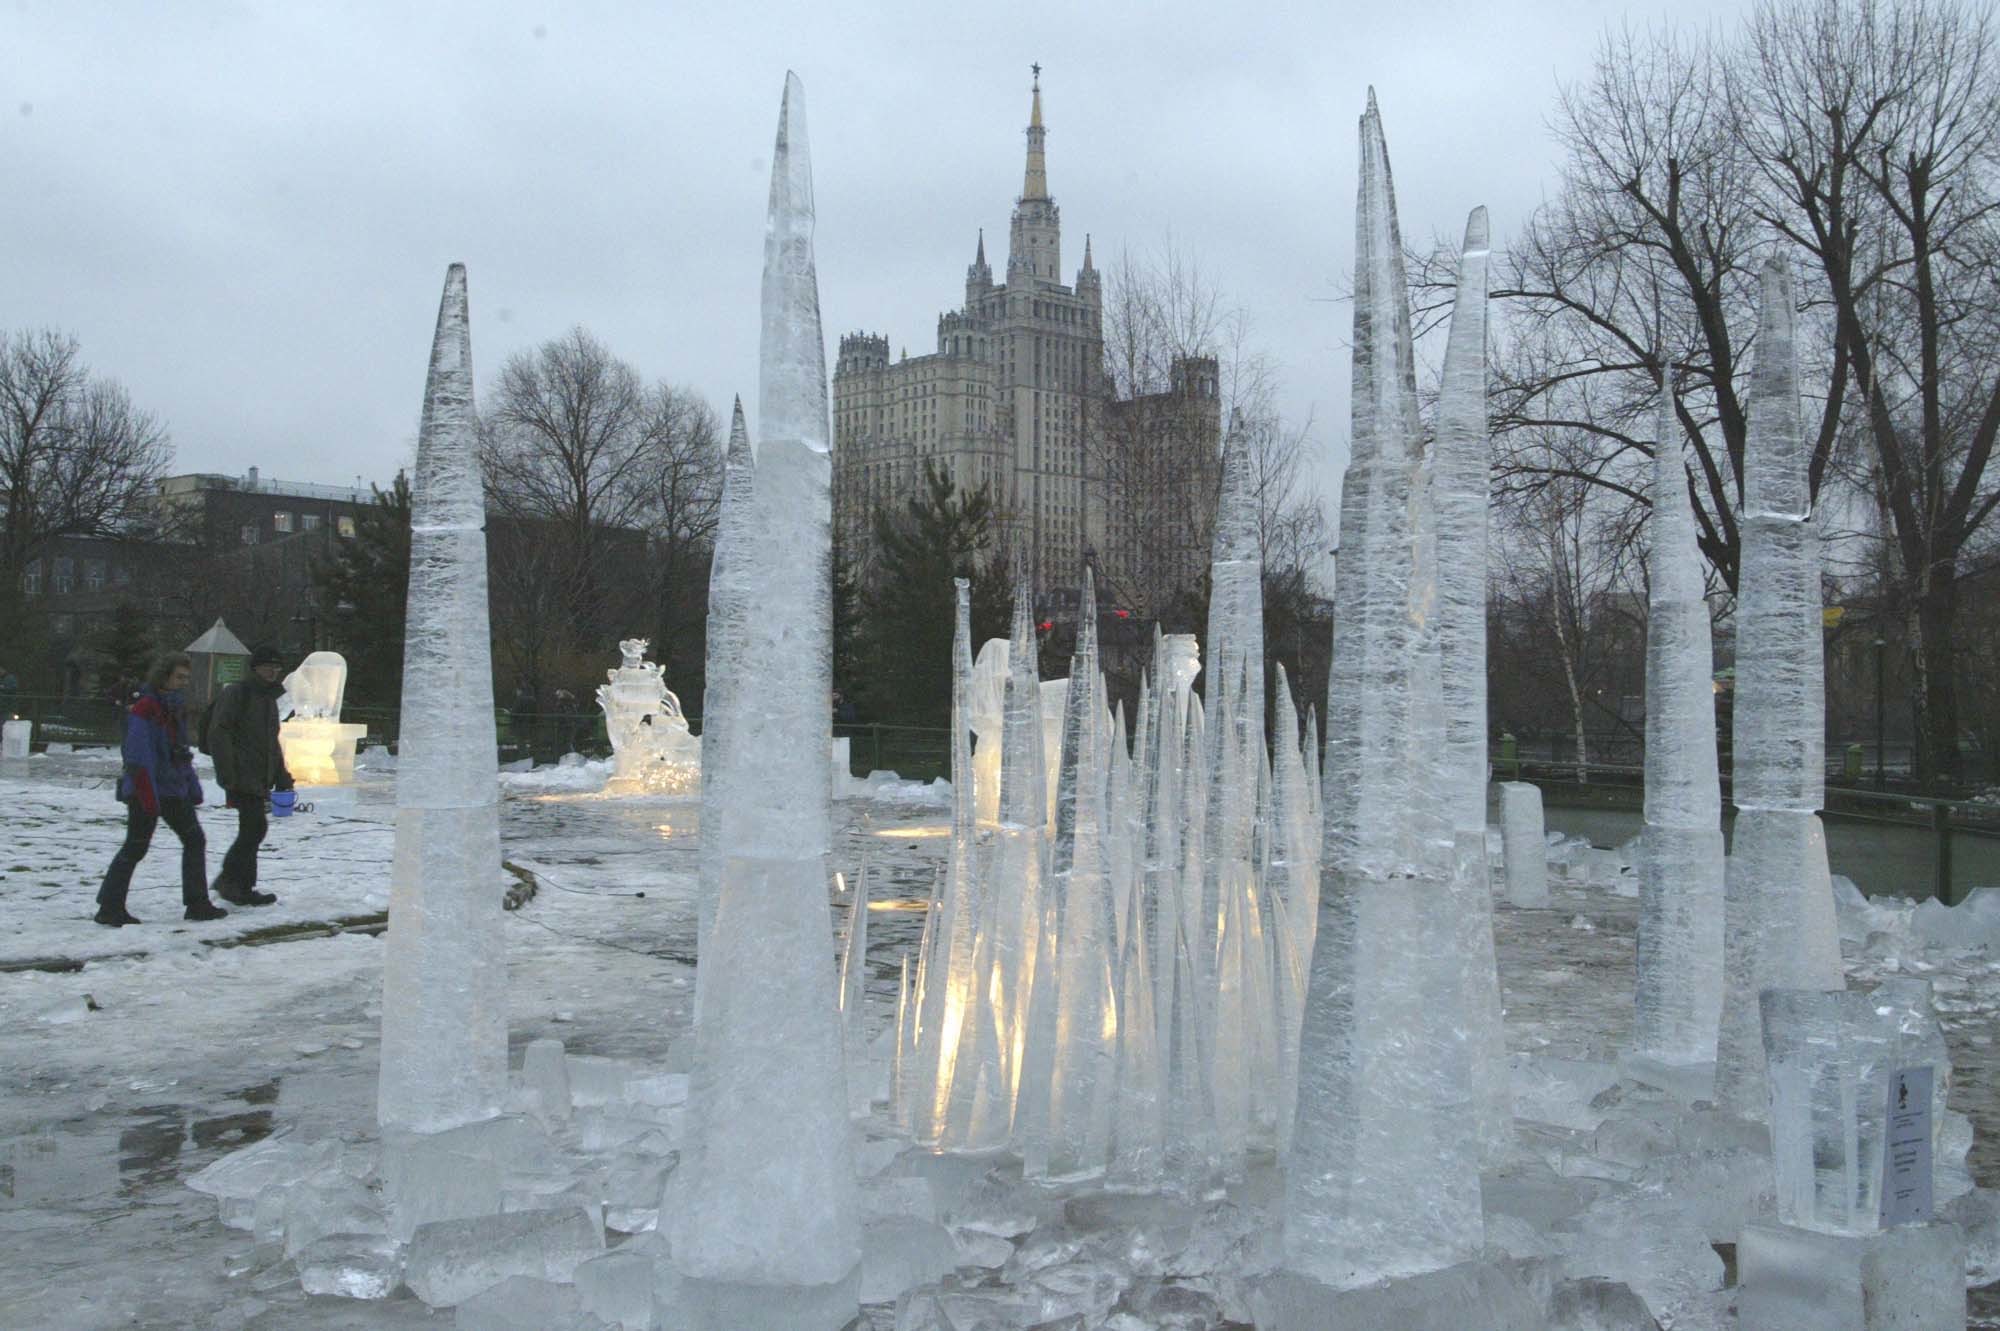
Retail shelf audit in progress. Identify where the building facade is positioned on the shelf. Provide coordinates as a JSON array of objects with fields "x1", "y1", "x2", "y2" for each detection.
[
  {"x1": 17, "y1": 469, "x2": 376, "y2": 696},
  {"x1": 832, "y1": 74, "x2": 1221, "y2": 619}
]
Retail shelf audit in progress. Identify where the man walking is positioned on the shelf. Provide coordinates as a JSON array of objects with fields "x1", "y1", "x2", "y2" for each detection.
[{"x1": 209, "y1": 644, "x2": 295, "y2": 907}]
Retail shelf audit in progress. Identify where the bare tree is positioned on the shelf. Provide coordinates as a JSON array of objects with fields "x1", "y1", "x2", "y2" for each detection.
[
  {"x1": 480, "y1": 329, "x2": 727, "y2": 696},
  {"x1": 0, "y1": 330, "x2": 173, "y2": 641},
  {"x1": 1091, "y1": 242, "x2": 1326, "y2": 623},
  {"x1": 635, "y1": 382, "x2": 724, "y2": 682},
  {"x1": 1493, "y1": 426, "x2": 1648, "y2": 778},
  {"x1": 1735, "y1": 0, "x2": 2000, "y2": 784},
  {"x1": 1467, "y1": 0, "x2": 2000, "y2": 785}
]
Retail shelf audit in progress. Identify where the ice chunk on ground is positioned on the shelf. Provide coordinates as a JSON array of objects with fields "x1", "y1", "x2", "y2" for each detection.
[
  {"x1": 1553, "y1": 1191, "x2": 1723, "y2": 1320},
  {"x1": 1941, "y1": 1186, "x2": 2000, "y2": 1285},
  {"x1": 1511, "y1": 1056, "x2": 1623, "y2": 1131},
  {"x1": 454, "y1": 1273, "x2": 608, "y2": 1330},
  {"x1": 523, "y1": 1037, "x2": 571, "y2": 1121},
  {"x1": 860, "y1": 1216, "x2": 961, "y2": 1304},
  {"x1": 565, "y1": 1054, "x2": 639, "y2": 1108},
  {"x1": 1737, "y1": 1217, "x2": 1966, "y2": 1331},
  {"x1": 295, "y1": 1232, "x2": 403, "y2": 1299},
  {"x1": 279, "y1": 1168, "x2": 385, "y2": 1256},
  {"x1": 1250, "y1": 1259, "x2": 1546, "y2": 1331},
  {"x1": 862, "y1": 1173, "x2": 938, "y2": 1222},
  {"x1": 1911, "y1": 887, "x2": 2000, "y2": 953},
  {"x1": 405, "y1": 1205, "x2": 603, "y2": 1307},
  {"x1": 604, "y1": 1148, "x2": 672, "y2": 1233},
  {"x1": 1546, "y1": 1275, "x2": 1661, "y2": 1329},
  {"x1": 1500, "y1": 783, "x2": 1549, "y2": 907},
  {"x1": 575, "y1": 1231, "x2": 669, "y2": 1330},
  {"x1": 184, "y1": 1135, "x2": 342, "y2": 1230},
  {"x1": 383, "y1": 1114, "x2": 563, "y2": 1240}
]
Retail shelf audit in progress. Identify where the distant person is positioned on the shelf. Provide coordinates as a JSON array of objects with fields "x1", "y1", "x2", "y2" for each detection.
[
  {"x1": 0, "y1": 664, "x2": 18, "y2": 718},
  {"x1": 208, "y1": 644, "x2": 295, "y2": 907},
  {"x1": 832, "y1": 689, "x2": 857, "y2": 725},
  {"x1": 97, "y1": 652, "x2": 226, "y2": 926}
]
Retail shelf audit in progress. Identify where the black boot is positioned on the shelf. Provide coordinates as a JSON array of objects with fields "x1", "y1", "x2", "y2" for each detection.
[
  {"x1": 93, "y1": 907, "x2": 141, "y2": 927},
  {"x1": 183, "y1": 900, "x2": 229, "y2": 922},
  {"x1": 218, "y1": 887, "x2": 277, "y2": 907}
]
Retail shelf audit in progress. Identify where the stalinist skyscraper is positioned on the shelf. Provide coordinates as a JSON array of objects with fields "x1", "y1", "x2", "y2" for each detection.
[{"x1": 833, "y1": 70, "x2": 1221, "y2": 618}]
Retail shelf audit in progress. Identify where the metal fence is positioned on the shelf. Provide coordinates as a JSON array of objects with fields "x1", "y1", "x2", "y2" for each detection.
[
  {"x1": 1495, "y1": 752, "x2": 2000, "y2": 906},
  {"x1": 12, "y1": 692, "x2": 1989, "y2": 901},
  {"x1": 3, "y1": 693, "x2": 958, "y2": 781}
]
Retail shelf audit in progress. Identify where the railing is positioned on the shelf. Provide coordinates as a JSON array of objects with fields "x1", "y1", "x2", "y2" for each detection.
[
  {"x1": 1495, "y1": 751, "x2": 1999, "y2": 907},
  {"x1": 12, "y1": 693, "x2": 1984, "y2": 903},
  {"x1": 4, "y1": 694, "x2": 960, "y2": 782}
]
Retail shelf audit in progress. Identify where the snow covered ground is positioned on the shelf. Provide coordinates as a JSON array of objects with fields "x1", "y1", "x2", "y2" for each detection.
[{"x1": 1, "y1": 751, "x2": 1996, "y2": 1328}]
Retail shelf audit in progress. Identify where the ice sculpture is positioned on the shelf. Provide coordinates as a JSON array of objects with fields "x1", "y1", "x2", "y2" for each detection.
[
  {"x1": 1286, "y1": 91, "x2": 1484, "y2": 1288},
  {"x1": 1739, "y1": 983, "x2": 1966, "y2": 1329},
  {"x1": 1634, "y1": 388, "x2": 1726, "y2": 1068},
  {"x1": 1434, "y1": 207, "x2": 1493, "y2": 840},
  {"x1": 597, "y1": 639, "x2": 701, "y2": 795},
  {"x1": 1039, "y1": 677, "x2": 1068, "y2": 835},
  {"x1": 909, "y1": 579, "x2": 985, "y2": 1148},
  {"x1": 699, "y1": 398, "x2": 755, "y2": 972},
  {"x1": 1714, "y1": 260, "x2": 1844, "y2": 1119},
  {"x1": 672, "y1": 74, "x2": 859, "y2": 1326},
  {"x1": 1760, "y1": 983, "x2": 1949, "y2": 1234},
  {"x1": 1043, "y1": 568, "x2": 1119, "y2": 1182},
  {"x1": 969, "y1": 638, "x2": 1009, "y2": 828},
  {"x1": 1498, "y1": 782, "x2": 1549, "y2": 907},
  {"x1": 1435, "y1": 205, "x2": 1511, "y2": 1154},
  {"x1": 377, "y1": 264, "x2": 507, "y2": 1134},
  {"x1": 277, "y1": 650, "x2": 369, "y2": 785}
]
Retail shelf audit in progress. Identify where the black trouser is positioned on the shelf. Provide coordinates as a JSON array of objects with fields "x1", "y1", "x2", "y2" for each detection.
[
  {"x1": 216, "y1": 798, "x2": 269, "y2": 898},
  {"x1": 99, "y1": 799, "x2": 208, "y2": 912}
]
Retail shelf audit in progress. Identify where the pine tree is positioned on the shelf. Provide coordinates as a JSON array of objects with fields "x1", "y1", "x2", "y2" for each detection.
[
  {"x1": 86, "y1": 601, "x2": 156, "y2": 690},
  {"x1": 855, "y1": 462, "x2": 1009, "y2": 725}
]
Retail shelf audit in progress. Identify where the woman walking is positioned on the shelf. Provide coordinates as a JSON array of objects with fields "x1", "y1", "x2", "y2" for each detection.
[{"x1": 96, "y1": 652, "x2": 228, "y2": 925}]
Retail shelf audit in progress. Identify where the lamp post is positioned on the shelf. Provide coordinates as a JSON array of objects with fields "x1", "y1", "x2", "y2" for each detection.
[{"x1": 1873, "y1": 635, "x2": 1887, "y2": 789}]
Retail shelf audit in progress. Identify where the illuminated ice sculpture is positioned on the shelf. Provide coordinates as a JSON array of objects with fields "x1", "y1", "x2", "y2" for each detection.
[
  {"x1": 597, "y1": 638, "x2": 700, "y2": 794},
  {"x1": 277, "y1": 650, "x2": 370, "y2": 785}
]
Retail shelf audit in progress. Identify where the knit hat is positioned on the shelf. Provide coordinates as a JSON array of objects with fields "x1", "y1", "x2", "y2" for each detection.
[{"x1": 249, "y1": 644, "x2": 284, "y2": 669}]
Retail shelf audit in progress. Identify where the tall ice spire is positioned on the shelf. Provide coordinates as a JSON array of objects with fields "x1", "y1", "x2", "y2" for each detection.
[
  {"x1": 377, "y1": 263, "x2": 507, "y2": 1135},
  {"x1": 674, "y1": 72, "x2": 860, "y2": 1329}
]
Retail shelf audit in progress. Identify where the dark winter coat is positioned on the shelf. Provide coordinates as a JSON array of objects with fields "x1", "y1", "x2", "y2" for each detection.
[
  {"x1": 118, "y1": 687, "x2": 204, "y2": 812},
  {"x1": 210, "y1": 677, "x2": 294, "y2": 796}
]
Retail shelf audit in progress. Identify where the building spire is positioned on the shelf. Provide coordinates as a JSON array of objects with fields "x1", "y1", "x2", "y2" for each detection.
[
  {"x1": 1022, "y1": 64, "x2": 1049, "y2": 201},
  {"x1": 1081, "y1": 233, "x2": 1094, "y2": 270},
  {"x1": 975, "y1": 228, "x2": 987, "y2": 267}
]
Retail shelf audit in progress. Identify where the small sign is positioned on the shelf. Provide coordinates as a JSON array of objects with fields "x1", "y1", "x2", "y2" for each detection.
[
  {"x1": 1881, "y1": 1065, "x2": 1934, "y2": 1226},
  {"x1": 214, "y1": 656, "x2": 247, "y2": 684}
]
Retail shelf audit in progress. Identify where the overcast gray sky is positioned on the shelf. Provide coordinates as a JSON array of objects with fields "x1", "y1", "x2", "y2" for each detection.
[{"x1": 4, "y1": 0, "x2": 1757, "y2": 518}]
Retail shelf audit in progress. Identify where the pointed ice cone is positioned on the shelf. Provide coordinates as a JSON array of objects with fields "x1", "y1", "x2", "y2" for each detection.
[
  {"x1": 1714, "y1": 258, "x2": 1842, "y2": 1119},
  {"x1": 840, "y1": 863, "x2": 872, "y2": 1117},
  {"x1": 1046, "y1": 566, "x2": 1119, "y2": 1182},
  {"x1": 377, "y1": 263, "x2": 507, "y2": 1136},
  {"x1": 1634, "y1": 386, "x2": 1726, "y2": 1068},
  {"x1": 1320, "y1": 88, "x2": 1419, "y2": 884},
  {"x1": 1287, "y1": 92, "x2": 1483, "y2": 1287},
  {"x1": 1435, "y1": 205, "x2": 1492, "y2": 838},
  {"x1": 674, "y1": 75, "x2": 859, "y2": 1314},
  {"x1": 698, "y1": 397, "x2": 758, "y2": 989},
  {"x1": 1429, "y1": 214, "x2": 1514, "y2": 1155}
]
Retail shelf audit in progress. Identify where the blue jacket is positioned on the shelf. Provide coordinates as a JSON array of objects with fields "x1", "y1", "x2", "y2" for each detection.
[{"x1": 118, "y1": 687, "x2": 204, "y2": 812}]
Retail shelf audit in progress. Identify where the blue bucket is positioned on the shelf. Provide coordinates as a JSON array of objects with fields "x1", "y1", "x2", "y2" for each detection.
[{"x1": 271, "y1": 789, "x2": 297, "y2": 819}]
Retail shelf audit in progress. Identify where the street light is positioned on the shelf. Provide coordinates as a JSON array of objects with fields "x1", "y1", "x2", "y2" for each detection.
[{"x1": 1873, "y1": 635, "x2": 1887, "y2": 789}]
